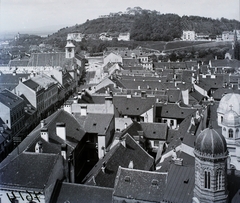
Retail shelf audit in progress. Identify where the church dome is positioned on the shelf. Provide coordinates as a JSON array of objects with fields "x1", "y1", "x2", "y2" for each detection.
[
  {"x1": 195, "y1": 127, "x2": 227, "y2": 158},
  {"x1": 223, "y1": 109, "x2": 240, "y2": 127},
  {"x1": 217, "y1": 93, "x2": 240, "y2": 115}
]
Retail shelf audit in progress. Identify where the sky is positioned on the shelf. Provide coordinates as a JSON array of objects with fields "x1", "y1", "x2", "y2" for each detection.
[{"x1": 0, "y1": 0, "x2": 240, "y2": 35}]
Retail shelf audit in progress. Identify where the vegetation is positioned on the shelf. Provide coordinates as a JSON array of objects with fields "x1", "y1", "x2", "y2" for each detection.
[{"x1": 45, "y1": 7, "x2": 240, "y2": 44}]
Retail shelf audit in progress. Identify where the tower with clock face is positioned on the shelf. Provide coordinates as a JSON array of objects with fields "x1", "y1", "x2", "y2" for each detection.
[{"x1": 65, "y1": 36, "x2": 75, "y2": 59}]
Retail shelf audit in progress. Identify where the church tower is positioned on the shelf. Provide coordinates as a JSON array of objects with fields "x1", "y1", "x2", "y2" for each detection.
[
  {"x1": 65, "y1": 35, "x2": 75, "y2": 59},
  {"x1": 193, "y1": 127, "x2": 228, "y2": 203}
]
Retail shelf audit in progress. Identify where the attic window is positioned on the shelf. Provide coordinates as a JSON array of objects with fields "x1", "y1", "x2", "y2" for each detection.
[
  {"x1": 153, "y1": 131, "x2": 156, "y2": 134},
  {"x1": 137, "y1": 108, "x2": 139, "y2": 110},
  {"x1": 181, "y1": 112, "x2": 184, "y2": 114},
  {"x1": 166, "y1": 111, "x2": 168, "y2": 113},
  {"x1": 124, "y1": 176, "x2": 131, "y2": 182},
  {"x1": 184, "y1": 178, "x2": 189, "y2": 184},
  {"x1": 151, "y1": 179, "x2": 159, "y2": 186},
  {"x1": 126, "y1": 107, "x2": 129, "y2": 110},
  {"x1": 93, "y1": 123, "x2": 97, "y2": 126}
]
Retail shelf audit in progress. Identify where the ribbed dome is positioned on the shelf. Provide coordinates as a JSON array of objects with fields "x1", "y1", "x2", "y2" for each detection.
[
  {"x1": 217, "y1": 93, "x2": 240, "y2": 115},
  {"x1": 223, "y1": 109, "x2": 240, "y2": 127},
  {"x1": 195, "y1": 127, "x2": 227, "y2": 157}
]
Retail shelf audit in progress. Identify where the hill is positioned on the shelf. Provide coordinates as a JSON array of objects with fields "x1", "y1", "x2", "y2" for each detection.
[{"x1": 46, "y1": 7, "x2": 240, "y2": 42}]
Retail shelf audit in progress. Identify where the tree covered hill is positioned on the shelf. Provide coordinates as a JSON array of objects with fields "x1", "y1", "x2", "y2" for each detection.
[{"x1": 46, "y1": 7, "x2": 240, "y2": 43}]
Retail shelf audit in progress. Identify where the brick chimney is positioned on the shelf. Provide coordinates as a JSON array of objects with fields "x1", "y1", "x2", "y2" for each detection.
[
  {"x1": 56, "y1": 122, "x2": 66, "y2": 141},
  {"x1": 105, "y1": 97, "x2": 113, "y2": 114}
]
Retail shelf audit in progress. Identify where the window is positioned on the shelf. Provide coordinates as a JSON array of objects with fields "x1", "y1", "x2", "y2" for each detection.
[
  {"x1": 221, "y1": 116, "x2": 223, "y2": 123},
  {"x1": 229, "y1": 129, "x2": 233, "y2": 138},
  {"x1": 216, "y1": 171, "x2": 223, "y2": 190},
  {"x1": 204, "y1": 171, "x2": 211, "y2": 189}
]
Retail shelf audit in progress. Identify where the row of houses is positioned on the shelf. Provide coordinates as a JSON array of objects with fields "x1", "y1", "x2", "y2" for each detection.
[
  {"x1": 1, "y1": 41, "x2": 240, "y2": 202},
  {"x1": 182, "y1": 30, "x2": 240, "y2": 41}
]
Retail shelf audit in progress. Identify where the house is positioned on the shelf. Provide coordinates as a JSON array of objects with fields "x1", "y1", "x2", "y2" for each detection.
[
  {"x1": 0, "y1": 89, "x2": 25, "y2": 137},
  {"x1": 113, "y1": 167, "x2": 167, "y2": 202},
  {"x1": 52, "y1": 182, "x2": 113, "y2": 203},
  {"x1": 113, "y1": 94, "x2": 156, "y2": 122},
  {"x1": 182, "y1": 31, "x2": 195, "y2": 41},
  {"x1": 103, "y1": 52, "x2": 123, "y2": 65},
  {"x1": 0, "y1": 153, "x2": 64, "y2": 203},
  {"x1": 118, "y1": 32, "x2": 130, "y2": 41},
  {"x1": 15, "y1": 74, "x2": 58, "y2": 119},
  {"x1": 0, "y1": 118, "x2": 12, "y2": 162},
  {"x1": 82, "y1": 134, "x2": 154, "y2": 188}
]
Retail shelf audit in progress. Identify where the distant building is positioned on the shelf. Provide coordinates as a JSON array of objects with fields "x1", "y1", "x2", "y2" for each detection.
[
  {"x1": 118, "y1": 32, "x2": 130, "y2": 41},
  {"x1": 67, "y1": 33, "x2": 85, "y2": 42},
  {"x1": 182, "y1": 31, "x2": 195, "y2": 41}
]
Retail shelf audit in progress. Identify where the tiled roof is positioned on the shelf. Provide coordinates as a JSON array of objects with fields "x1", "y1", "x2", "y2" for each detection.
[
  {"x1": 83, "y1": 134, "x2": 154, "y2": 188},
  {"x1": 23, "y1": 79, "x2": 42, "y2": 91},
  {"x1": 31, "y1": 74, "x2": 57, "y2": 89},
  {"x1": 212, "y1": 87, "x2": 240, "y2": 101},
  {"x1": 53, "y1": 182, "x2": 113, "y2": 203},
  {"x1": 82, "y1": 113, "x2": 114, "y2": 134},
  {"x1": 159, "y1": 103, "x2": 197, "y2": 119},
  {"x1": 27, "y1": 52, "x2": 74, "y2": 67},
  {"x1": 140, "y1": 122, "x2": 168, "y2": 140},
  {"x1": 162, "y1": 164, "x2": 195, "y2": 203},
  {"x1": 211, "y1": 59, "x2": 240, "y2": 68},
  {"x1": 9, "y1": 59, "x2": 29, "y2": 67},
  {"x1": 0, "y1": 152, "x2": 61, "y2": 191},
  {"x1": 0, "y1": 89, "x2": 24, "y2": 109},
  {"x1": 113, "y1": 167, "x2": 167, "y2": 202},
  {"x1": 113, "y1": 95, "x2": 156, "y2": 116},
  {"x1": 1, "y1": 109, "x2": 85, "y2": 167},
  {"x1": 0, "y1": 73, "x2": 30, "y2": 91}
]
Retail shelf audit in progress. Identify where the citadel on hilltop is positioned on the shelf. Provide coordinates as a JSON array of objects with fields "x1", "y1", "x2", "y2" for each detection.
[{"x1": 0, "y1": 29, "x2": 240, "y2": 203}]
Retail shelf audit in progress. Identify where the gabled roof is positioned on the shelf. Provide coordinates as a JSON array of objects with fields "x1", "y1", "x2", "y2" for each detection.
[
  {"x1": 140, "y1": 122, "x2": 168, "y2": 140},
  {"x1": 0, "y1": 152, "x2": 62, "y2": 191},
  {"x1": 162, "y1": 164, "x2": 195, "y2": 203},
  {"x1": 83, "y1": 134, "x2": 154, "y2": 188},
  {"x1": 113, "y1": 167, "x2": 167, "y2": 202},
  {"x1": 211, "y1": 59, "x2": 240, "y2": 68},
  {"x1": 9, "y1": 59, "x2": 29, "y2": 67},
  {"x1": 113, "y1": 95, "x2": 156, "y2": 116},
  {"x1": 1, "y1": 109, "x2": 85, "y2": 167},
  {"x1": 27, "y1": 52, "x2": 74, "y2": 67},
  {"x1": 52, "y1": 182, "x2": 113, "y2": 203}
]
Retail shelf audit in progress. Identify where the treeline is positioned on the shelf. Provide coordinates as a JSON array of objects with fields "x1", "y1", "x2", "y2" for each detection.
[{"x1": 47, "y1": 8, "x2": 240, "y2": 42}]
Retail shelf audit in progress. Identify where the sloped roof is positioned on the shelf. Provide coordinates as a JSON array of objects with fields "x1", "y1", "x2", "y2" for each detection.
[
  {"x1": 23, "y1": 79, "x2": 42, "y2": 91},
  {"x1": 83, "y1": 134, "x2": 154, "y2": 188},
  {"x1": 0, "y1": 153, "x2": 61, "y2": 191},
  {"x1": 52, "y1": 182, "x2": 113, "y2": 203},
  {"x1": 113, "y1": 95, "x2": 156, "y2": 116},
  {"x1": 0, "y1": 73, "x2": 30, "y2": 91},
  {"x1": 83, "y1": 113, "x2": 114, "y2": 134},
  {"x1": 159, "y1": 103, "x2": 197, "y2": 119},
  {"x1": 27, "y1": 52, "x2": 75, "y2": 67},
  {"x1": 162, "y1": 164, "x2": 195, "y2": 203},
  {"x1": 1, "y1": 109, "x2": 85, "y2": 167},
  {"x1": 113, "y1": 167, "x2": 167, "y2": 202},
  {"x1": 140, "y1": 122, "x2": 168, "y2": 140},
  {"x1": 0, "y1": 89, "x2": 24, "y2": 109},
  {"x1": 9, "y1": 59, "x2": 29, "y2": 67}
]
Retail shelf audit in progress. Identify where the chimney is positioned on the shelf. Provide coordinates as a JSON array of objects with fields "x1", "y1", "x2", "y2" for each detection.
[
  {"x1": 40, "y1": 119, "x2": 45, "y2": 128},
  {"x1": 35, "y1": 141, "x2": 43, "y2": 153},
  {"x1": 141, "y1": 91, "x2": 146, "y2": 98},
  {"x1": 105, "y1": 97, "x2": 113, "y2": 113},
  {"x1": 81, "y1": 105, "x2": 87, "y2": 116},
  {"x1": 124, "y1": 123, "x2": 128, "y2": 129},
  {"x1": 56, "y1": 122, "x2": 66, "y2": 141},
  {"x1": 61, "y1": 144, "x2": 67, "y2": 159},
  {"x1": 64, "y1": 103, "x2": 72, "y2": 114},
  {"x1": 41, "y1": 128, "x2": 49, "y2": 142},
  {"x1": 128, "y1": 160, "x2": 134, "y2": 169},
  {"x1": 174, "y1": 158, "x2": 183, "y2": 166}
]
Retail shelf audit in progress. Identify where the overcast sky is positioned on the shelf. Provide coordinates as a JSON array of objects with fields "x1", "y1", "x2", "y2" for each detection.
[{"x1": 0, "y1": 0, "x2": 239, "y2": 34}]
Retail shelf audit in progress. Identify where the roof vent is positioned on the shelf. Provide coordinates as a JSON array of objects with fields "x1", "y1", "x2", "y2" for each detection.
[
  {"x1": 124, "y1": 176, "x2": 131, "y2": 182},
  {"x1": 174, "y1": 158, "x2": 183, "y2": 166},
  {"x1": 151, "y1": 179, "x2": 159, "y2": 186}
]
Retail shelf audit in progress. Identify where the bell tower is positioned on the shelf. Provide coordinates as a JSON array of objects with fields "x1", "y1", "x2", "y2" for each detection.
[
  {"x1": 193, "y1": 127, "x2": 228, "y2": 203},
  {"x1": 65, "y1": 35, "x2": 75, "y2": 59}
]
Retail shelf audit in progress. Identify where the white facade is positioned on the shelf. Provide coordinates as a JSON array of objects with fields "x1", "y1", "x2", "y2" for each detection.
[{"x1": 182, "y1": 31, "x2": 195, "y2": 41}]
